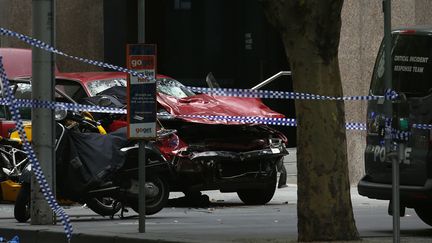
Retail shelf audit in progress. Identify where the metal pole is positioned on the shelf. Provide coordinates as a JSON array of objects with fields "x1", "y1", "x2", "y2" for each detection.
[
  {"x1": 250, "y1": 71, "x2": 292, "y2": 90},
  {"x1": 138, "y1": 141, "x2": 146, "y2": 233},
  {"x1": 138, "y1": 0, "x2": 146, "y2": 43},
  {"x1": 31, "y1": 0, "x2": 55, "y2": 225},
  {"x1": 383, "y1": 1, "x2": 399, "y2": 242},
  {"x1": 138, "y1": 0, "x2": 146, "y2": 233},
  {"x1": 0, "y1": 0, "x2": 5, "y2": 47}
]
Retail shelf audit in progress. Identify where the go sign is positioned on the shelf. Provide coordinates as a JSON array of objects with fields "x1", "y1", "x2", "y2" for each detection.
[{"x1": 126, "y1": 44, "x2": 157, "y2": 139}]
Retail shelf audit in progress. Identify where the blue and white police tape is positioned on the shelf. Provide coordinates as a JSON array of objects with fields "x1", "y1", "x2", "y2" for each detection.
[
  {"x1": 3, "y1": 94, "x2": 432, "y2": 136},
  {"x1": 177, "y1": 114, "x2": 297, "y2": 126},
  {"x1": 384, "y1": 118, "x2": 411, "y2": 141},
  {"x1": 177, "y1": 115, "x2": 413, "y2": 140},
  {"x1": 0, "y1": 57, "x2": 73, "y2": 242},
  {"x1": 14, "y1": 98, "x2": 126, "y2": 114},
  {"x1": 413, "y1": 124, "x2": 432, "y2": 130},
  {"x1": 0, "y1": 96, "x2": 126, "y2": 114},
  {"x1": 0, "y1": 27, "x2": 400, "y2": 102},
  {"x1": 186, "y1": 87, "x2": 399, "y2": 102}
]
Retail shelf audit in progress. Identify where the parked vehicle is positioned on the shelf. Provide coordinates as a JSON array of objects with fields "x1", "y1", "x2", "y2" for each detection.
[
  {"x1": 357, "y1": 26, "x2": 432, "y2": 226},
  {"x1": 0, "y1": 131, "x2": 30, "y2": 202},
  {"x1": 84, "y1": 77, "x2": 289, "y2": 205},
  {"x1": 0, "y1": 47, "x2": 60, "y2": 79},
  {"x1": 1, "y1": 47, "x2": 289, "y2": 206}
]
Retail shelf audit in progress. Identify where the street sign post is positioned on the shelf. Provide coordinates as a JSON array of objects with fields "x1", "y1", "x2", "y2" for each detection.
[
  {"x1": 126, "y1": 44, "x2": 157, "y2": 233},
  {"x1": 382, "y1": 1, "x2": 400, "y2": 243},
  {"x1": 127, "y1": 45, "x2": 157, "y2": 139},
  {"x1": 32, "y1": 0, "x2": 56, "y2": 225}
]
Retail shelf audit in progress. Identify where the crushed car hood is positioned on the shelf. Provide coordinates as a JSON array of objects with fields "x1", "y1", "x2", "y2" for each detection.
[{"x1": 157, "y1": 93, "x2": 285, "y2": 125}]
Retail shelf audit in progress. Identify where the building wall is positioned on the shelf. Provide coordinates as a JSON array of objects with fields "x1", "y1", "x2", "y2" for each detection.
[
  {"x1": 340, "y1": 0, "x2": 432, "y2": 184},
  {"x1": 0, "y1": 0, "x2": 104, "y2": 72}
]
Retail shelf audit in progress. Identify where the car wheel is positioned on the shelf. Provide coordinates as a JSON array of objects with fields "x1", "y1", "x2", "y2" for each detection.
[
  {"x1": 415, "y1": 206, "x2": 432, "y2": 226},
  {"x1": 85, "y1": 197, "x2": 122, "y2": 216},
  {"x1": 14, "y1": 183, "x2": 30, "y2": 223},
  {"x1": 237, "y1": 169, "x2": 277, "y2": 205},
  {"x1": 130, "y1": 175, "x2": 170, "y2": 215}
]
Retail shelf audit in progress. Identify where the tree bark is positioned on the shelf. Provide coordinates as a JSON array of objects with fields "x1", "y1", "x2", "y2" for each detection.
[{"x1": 261, "y1": 0, "x2": 359, "y2": 241}]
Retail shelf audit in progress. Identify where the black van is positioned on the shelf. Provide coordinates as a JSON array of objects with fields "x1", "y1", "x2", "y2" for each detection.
[{"x1": 358, "y1": 26, "x2": 432, "y2": 226}]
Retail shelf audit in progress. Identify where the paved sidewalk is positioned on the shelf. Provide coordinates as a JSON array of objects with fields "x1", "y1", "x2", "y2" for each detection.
[
  {"x1": 0, "y1": 185, "x2": 430, "y2": 243},
  {"x1": 0, "y1": 148, "x2": 430, "y2": 242},
  {"x1": 284, "y1": 147, "x2": 297, "y2": 184}
]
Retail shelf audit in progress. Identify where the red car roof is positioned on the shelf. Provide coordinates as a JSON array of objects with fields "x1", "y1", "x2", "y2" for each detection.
[
  {"x1": 56, "y1": 72, "x2": 127, "y2": 85},
  {"x1": 0, "y1": 48, "x2": 60, "y2": 78},
  {"x1": 56, "y1": 72, "x2": 170, "y2": 85}
]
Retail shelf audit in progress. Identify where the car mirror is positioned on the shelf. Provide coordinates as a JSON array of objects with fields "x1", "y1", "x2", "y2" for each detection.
[{"x1": 205, "y1": 72, "x2": 221, "y2": 88}]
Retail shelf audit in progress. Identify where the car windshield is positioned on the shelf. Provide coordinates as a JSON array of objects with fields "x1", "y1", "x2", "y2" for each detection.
[
  {"x1": 86, "y1": 79, "x2": 127, "y2": 96},
  {"x1": 0, "y1": 82, "x2": 33, "y2": 120},
  {"x1": 86, "y1": 77, "x2": 195, "y2": 98},
  {"x1": 371, "y1": 34, "x2": 432, "y2": 96},
  {"x1": 157, "y1": 77, "x2": 195, "y2": 98}
]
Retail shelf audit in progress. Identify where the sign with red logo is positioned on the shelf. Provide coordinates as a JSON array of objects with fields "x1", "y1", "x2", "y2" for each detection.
[
  {"x1": 126, "y1": 44, "x2": 157, "y2": 139},
  {"x1": 128, "y1": 55, "x2": 156, "y2": 78}
]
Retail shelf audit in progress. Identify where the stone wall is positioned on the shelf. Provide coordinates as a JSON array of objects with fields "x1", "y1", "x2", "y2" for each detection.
[
  {"x1": 0, "y1": 0, "x2": 103, "y2": 72},
  {"x1": 340, "y1": 0, "x2": 432, "y2": 184}
]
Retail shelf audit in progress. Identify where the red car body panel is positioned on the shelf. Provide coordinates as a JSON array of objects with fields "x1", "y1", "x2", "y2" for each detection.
[
  {"x1": 0, "y1": 120, "x2": 17, "y2": 139},
  {"x1": 0, "y1": 48, "x2": 60, "y2": 78},
  {"x1": 157, "y1": 93, "x2": 284, "y2": 125},
  {"x1": 57, "y1": 71, "x2": 285, "y2": 125}
]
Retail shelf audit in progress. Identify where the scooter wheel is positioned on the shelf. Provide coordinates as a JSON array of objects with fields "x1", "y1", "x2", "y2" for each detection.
[
  {"x1": 14, "y1": 183, "x2": 30, "y2": 223},
  {"x1": 130, "y1": 175, "x2": 170, "y2": 215},
  {"x1": 86, "y1": 197, "x2": 122, "y2": 216}
]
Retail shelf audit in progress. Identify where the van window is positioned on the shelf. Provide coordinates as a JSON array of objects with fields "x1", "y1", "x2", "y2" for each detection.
[{"x1": 371, "y1": 34, "x2": 432, "y2": 96}]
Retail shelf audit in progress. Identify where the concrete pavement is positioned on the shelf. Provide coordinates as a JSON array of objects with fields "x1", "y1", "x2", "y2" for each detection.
[
  {"x1": 0, "y1": 148, "x2": 431, "y2": 242},
  {"x1": 0, "y1": 185, "x2": 431, "y2": 243}
]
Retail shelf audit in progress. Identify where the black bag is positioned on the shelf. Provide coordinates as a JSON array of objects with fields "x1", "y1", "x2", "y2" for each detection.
[{"x1": 56, "y1": 128, "x2": 127, "y2": 197}]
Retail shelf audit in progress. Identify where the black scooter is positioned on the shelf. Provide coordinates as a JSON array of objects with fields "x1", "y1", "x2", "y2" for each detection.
[{"x1": 14, "y1": 110, "x2": 172, "y2": 222}]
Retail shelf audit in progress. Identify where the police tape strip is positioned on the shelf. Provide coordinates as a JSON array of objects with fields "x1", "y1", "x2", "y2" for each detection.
[
  {"x1": 14, "y1": 98, "x2": 126, "y2": 114},
  {"x1": 186, "y1": 87, "x2": 400, "y2": 101},
  {"x1": 0, "y1": 94, "x2": 417, "y2": 134},
  {"x1": 0, "y1": 57, "x2": 73, "y2": 242},
  {"x1": 176, "y1": 114, "x2": 411, "y2": 140},
  {"x1": 6, "y1": 97, "x2": 431, "y2": 138},
  {"x1": 0, "y1": 95, "x2": 385, "y2": 131}
]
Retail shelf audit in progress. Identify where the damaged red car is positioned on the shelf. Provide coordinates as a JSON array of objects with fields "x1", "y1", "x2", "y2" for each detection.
[
  {"x1": 85, "y1": 76, "x2": 289, "y2": 205},
  {"x1": 0, "y1": 47, "x2": 289, "y2": 205}
]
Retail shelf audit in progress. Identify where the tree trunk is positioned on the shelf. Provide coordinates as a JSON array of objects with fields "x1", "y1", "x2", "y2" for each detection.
[
  {"x1": 261, "y1": 0, "x2": 359, "y2": 241},
  {"x1": 289, "y1": 36, "x2": 359, "y2": 241}
]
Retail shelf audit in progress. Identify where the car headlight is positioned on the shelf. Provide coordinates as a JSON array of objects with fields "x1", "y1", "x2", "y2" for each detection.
[{"x1": 54, "y1": 109, "x2": 68, "y2": 121}]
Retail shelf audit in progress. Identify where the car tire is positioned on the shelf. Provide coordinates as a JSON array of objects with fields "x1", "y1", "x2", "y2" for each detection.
[
  {"x1": 237, "y1": 169, "x2": 277, "y2": 205},
  {"x1": 85, "y1": 197, "x2": 122, "y2": 216},
  {"x1": 130, "y1": 175, "x2": 170, "y2": 215},
  {"x1": 14, "y1": 183, "x2": 30, "y2": 223},
  {"x1": 415, "y1": 206, "x2": 432, "y2": 226}
]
